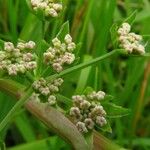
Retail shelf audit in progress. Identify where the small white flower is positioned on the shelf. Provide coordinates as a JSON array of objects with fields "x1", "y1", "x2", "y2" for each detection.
[
  {"x1": 118, "y1": 22, "x2": 145, "y2": 54},
  {"x1": 39, "y1": 87, "x2": 50, "y2": 96},
  {"x1": 7, "y1": 64, "x2": 18, "y2": 75},
  {"x1": 64, "y1": 34, "x2": 72, "y2": 44},
  {"x1": 53, "y1": 78, "x2": 64, "y2": 86},
  {"x1": 121, "y1": 22, "x2": 131, "y2": 34},
  {"x1": 25, "y1": 41, "x2": 36, "y2": 49},
  {"x1": 17, "y1": 64, "x2": 26, "y2": 73},
  {"x1": 23, "y1": 53, "x2": 33, "y2": 62},
  {"x1": 53, "y1": 3, "x2": 63, "y2": 11},
  {"x1": 67, "y1": 43, "x2": 76, "y2": 52},
  {"x1": 70, "y1": 107, "x2": 81, "y2": 117},
  {"x1": 32, "y1": 80, "x2": 41, "y2": 90},
  {"x1": 52, "y1": 38, "x2": 61, "y2": 47},
  {"x1": 48, "y1": 95, "x2": 57, "y2": 105},
  {"x1": 96, "y1": 91, "x2": 105, "y2": 100},
  {"x1": 31, "y1": 0, "x2": 62, "y2": 18},
  {"x1": 45, "y1": 8, "x2": 58, "y2": 17},
  {"x1": 30, "y1": 93, "x2": 40, "y2": 103},
  {"x1": 96, "y1": 116, "x2": 107, "y2": 127},
  {"x1": 44, "y1": 34, "x2": 76, "y2": 72},
  {"x1": 80, "y1": 100, "x2": 91, "y2": 110},
  {"x1": 44, "y1": 52, "x2": 55, "y2": 63},
  {"x1": 26, "y1": 61, "x2": 37, "y2": 70},
  {"x1": 52, "y1": 63, "x2": 63, "y2": 72},
  {"x1": 48, "y1": 84, "x2": 59, "y2": 92},
  {"x1": 76, "y1": 122, "x2": 88, "y2": 133},
  {"x1": 17, "y1": 42, "x2": 26, "y2": 50},
  {"x1": 4, "y1": 42, "x2": 14, "y2": 52},
  {"x1": 0, "y1": 51, "x2": 6, "y2": 61},
  {"x1": 38, "y1": 2, "x2": 47, "y2": 10},
  {"x1": 84, "y1": 118, "x2": 95, "y2": 130},
  {"x1": 63, "y1": 52, "x2": 75, "y2": 64},
  {"x1": 136, "y1": 44, "x2": 145, "y2": 54}
]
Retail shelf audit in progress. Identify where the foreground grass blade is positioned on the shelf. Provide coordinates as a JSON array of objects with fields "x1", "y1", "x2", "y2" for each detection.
[{"x1": 0, "y1": 86, "x2": 33, "y2": 133}]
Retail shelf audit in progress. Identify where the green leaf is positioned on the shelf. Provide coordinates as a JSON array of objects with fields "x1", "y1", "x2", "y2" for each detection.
[
  {"x1": 75, "y1": 55, "x2": 92, "y2": 94},
  {"x1": 124, "y1": 10, "x2": 137, "y2": 24},
  {"x1": 56, "y1": 21, "x2": 70, "y2": 41},
  {"x1": 35, "y1": 40, "x2": 49, "y2": 78},
  {"x1": 102, "y1": 102, "x2": 131, "y2": 118},
  {"x1": 14, "y1": 113, "x2": 36, "y2": 142},
  {"x1": 83, "y1": 87, "x2": 94, "y2": 95},
  {"x1": 103, "y1": 95, "x2": 114, "y2": 102},
  {"x1": 0, "y1": 39, "x2": 4, "y2": 49},
  {"x1": 56, "y1": 94, "x2": 72, "y2": 107},
  {"x1": 40, "y1": 40, "x2": 50, "y2": 53},
  {"x1": 0, "y1": 140, "x2": 6, "y2": 150},
  {"x1": 0, "y1": 87, "x2": 33, "y2": 132},
  {"x1": 110, "y1": 23, "x2": 119, "y2": 48}
]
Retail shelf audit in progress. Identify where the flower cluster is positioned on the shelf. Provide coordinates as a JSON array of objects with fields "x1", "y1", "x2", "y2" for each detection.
[
  {"x1": 32, "y1": 77, "x2": 63, "y2": 105},
  {"x1": 69, "y1": 90, "x2": 107, "y2": 133},
  {"x1": 44, "y1": 34, "x2": 76, "y2": 72},
  {"x1": 30, "y1": 0, "x2": 63, "y2": 17},
  {"x1": 0, "y1": 41, "x2": 36, "y2": 75},
  {"x1": 118, "y1": 22, "x2": 145, "y2": 54}
]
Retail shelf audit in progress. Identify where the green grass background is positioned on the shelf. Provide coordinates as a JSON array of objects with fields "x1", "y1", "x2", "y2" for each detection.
[{"x1": 0, "y1": 0, "x2": 150, "y2": 149}]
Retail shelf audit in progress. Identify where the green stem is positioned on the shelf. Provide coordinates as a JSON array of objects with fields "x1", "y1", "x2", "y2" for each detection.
[
  {"x1": 46, "y1": 49, "x2": 125, "y2": 81},
  {"x1": 0, "y1": 87, "x2": 33, "y2": 132}
]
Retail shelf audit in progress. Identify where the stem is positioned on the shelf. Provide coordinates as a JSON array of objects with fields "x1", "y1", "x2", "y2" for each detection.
[
  {"x1": 46, "y1": 49, "x2": 125, "y2": 81},
  {"x1": 0, "y1": 87, "x2": 33, "y2": 132}
]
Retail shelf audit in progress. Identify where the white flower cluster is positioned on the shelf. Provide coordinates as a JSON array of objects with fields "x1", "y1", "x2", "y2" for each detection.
[
  {"x1": 0, "y1": 41, "x2": 36, "y2": 75},
  {"x1": 44, "y1": 34, "x2": 76, "y2": 72},
  {"x1": 30, "y1": 0, "x2": 62, "y2": 17},
  {"x1": 32, "y1": 77, "x2": 63, "y2": 105},
  {"x1": 118, "y1": 22, "x2": 145, "y2": 54},
  {"x1": 69, "y1": 90, "x2": 107, "y2": 133}
]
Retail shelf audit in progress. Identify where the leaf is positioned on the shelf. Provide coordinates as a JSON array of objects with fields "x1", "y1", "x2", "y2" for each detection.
[
  {"x1": 40, "y1": 40, "x2": 50, "y2": 52},
  {"x1": 103, "y1": 95, "x2": 114, "y2": 102},
  {"x1": 0, "y1": 140, "x2": 6, "y2": 150},
  {"x1": 56, "y1": 21, "x2": 70, "y2": 41},
  {"x1": 8, "y1": 136, "x2": 71, "y2": 150},
  {"x1": 56, "y1": 94, "x2": 72, "y2": 107},
  {"x1": 75, "y1": 55, "x2": 92, "y2": 94},
  {"x1": 102, "y1": 102, "x2": 131, "y2": 118},
  {"x1": 83, "y1": 87, "x2": 94, "y2": 95},
  {"x1": 110, "y1": 23, "x2": 119, "y2": 48},
  {"x1": 75, "y1": 42, "x2": 82, "y2": 56},
  {"x1": 0, "y1": 39, "x2": 4, "y2": 49},
  {"x1": 14, "y1": 112, "x2": 36, "y2": 142},
  {"x1": 35, "y1": 40, "x2": 49, "y2": 77},
  {"x1": 124, "y1": 10, "x2": 137, "y2": 24}
]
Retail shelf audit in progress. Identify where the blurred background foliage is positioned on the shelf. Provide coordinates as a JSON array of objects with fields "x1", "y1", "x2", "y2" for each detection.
[{"x1": 0, "y1": 0, "x2": 150, "y2": 149}]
